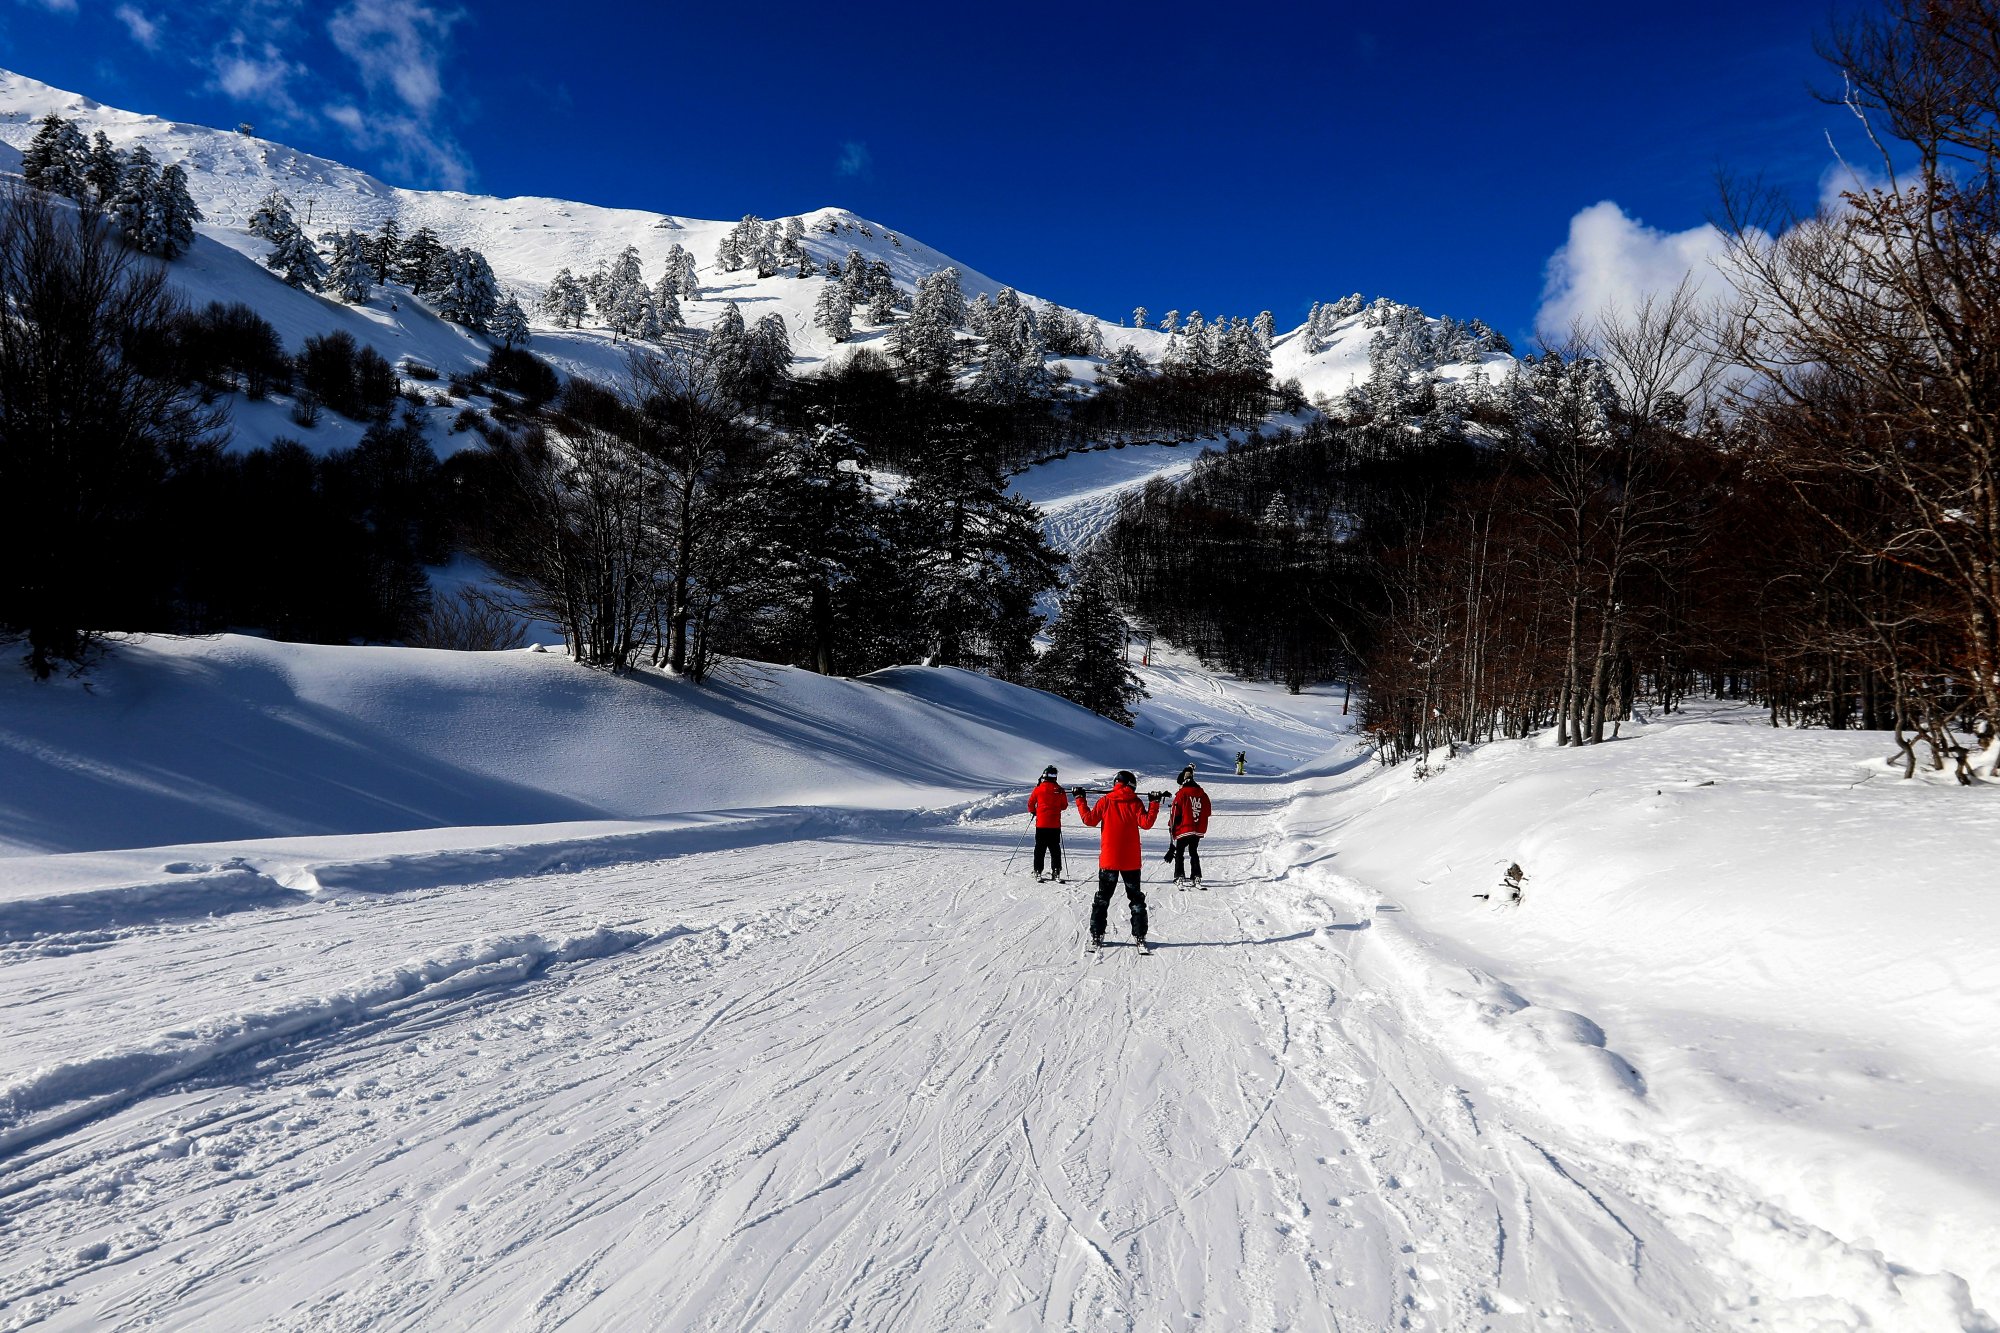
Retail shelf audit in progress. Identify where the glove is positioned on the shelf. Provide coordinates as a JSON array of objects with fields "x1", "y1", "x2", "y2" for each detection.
[
  {"x1": 1071, "y1": 786, "x2": 1085, "y2": 799},
  {"x1": 1161, "y1": 846, "x2": 1175, "y2": 863}
]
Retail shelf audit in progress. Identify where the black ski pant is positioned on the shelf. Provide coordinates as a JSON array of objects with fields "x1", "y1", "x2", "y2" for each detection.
[
  {"x1": 1033, "y1": 827, "x2": 1063, "y2": 877},
  {"x1": 1171, "y1": 835, "x2": 1203, "y2": 880},
  {"x1": 1091, "y1": 869, "x2": 1147, "y2": 939}
]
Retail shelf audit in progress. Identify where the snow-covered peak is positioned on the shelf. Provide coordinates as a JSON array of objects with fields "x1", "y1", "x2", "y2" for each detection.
[{"x1": 1271, "y1": 295, "x2": 1516, "y2": 406}]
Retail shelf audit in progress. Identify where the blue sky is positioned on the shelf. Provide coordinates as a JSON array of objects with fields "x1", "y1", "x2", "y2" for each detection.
[{"x1": 3, "y1": 0, "x2": 1851, "y2": 342}]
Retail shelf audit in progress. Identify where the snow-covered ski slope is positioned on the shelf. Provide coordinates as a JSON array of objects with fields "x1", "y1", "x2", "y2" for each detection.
[
  {"x1": 0, "y1": 66, "x2": 1505, "y2": 458},
  {"x1": 3, "y1": 634, "x2": 1996, "y2": 1329}
]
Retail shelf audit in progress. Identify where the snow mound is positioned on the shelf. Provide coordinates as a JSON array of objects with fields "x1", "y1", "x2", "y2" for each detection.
[{"x1": 0, "y1": 634, "x2": 1187, "y2": 861}]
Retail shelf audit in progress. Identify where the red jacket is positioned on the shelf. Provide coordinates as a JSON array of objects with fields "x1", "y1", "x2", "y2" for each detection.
[
  {"x1": 1076, "y1": 785, "x2": 1160, "y2": 871},
  {"x1": 1170, "y1": 783, "x2": 1211, "y2": 838},
  {"x1": 1027, "y1": 780, "x2": 1068, "y2": 829}
]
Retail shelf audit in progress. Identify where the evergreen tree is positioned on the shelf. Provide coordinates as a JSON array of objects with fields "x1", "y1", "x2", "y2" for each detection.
[
  {"x1": 85, "y1": 131, "x2": 123, "y2": 205},
  {"x1": 717, "y1": 214, "x2": 763, "y2": 272},
  {"x1": 435, "y1": 247, "x2": 500, "y2": 329},
  {"x1": 108, "y1": 145, "x2": 159, "y2": 250},
  {"x1": 21, "y1": 113, "x2": 90, "y2": 198},
  {"x1": 1131, "y1": 305, "x2": 1148, "y2": 330},
  {"x1": 248, "y1": 193, "x2": 326, "y2": 290},
  {"x1": 753, "y1": 220, "x2": 780, "y2": 278},
  {"x1": 759, "y1": 416, "x2": 880, "y2": 674},
  {"x1": 840, "y1": 247, "x2": 869, "y2": 301},
  {"x1": 1033, "y1": 556, "x2": 1145, "y2": 724},
  {"x1": 814, "y1": 282, "x2": 853, "y2": 342},
  {"x1": 748, "y1": 312, "x2": 791, "y2": 382},
  {"x1": 1253, "y1": 309, "x2": 1276, "y2": 350},
  {"x1": 662, "y1": 242, "x2": 699, "y2": 299},
  {"x1": 371, "y1": 218, "x2": 402, "y2": 283},
  {"x1": 1159, "y1": 309, "x2": 1179, "y2": 333},
  {"x1": 493, "y1": 291, "x2": 531, "y2": 347},
  {"x1": 540, "y1": 267, "x2": 588, "y2": 327},
  {"x1": 898, "y1": 425, "x2": 1061, "y2": 677},
  {"x1": 653, "y1": 275, "x2": 684, "y2": 329},
  {"x1": 321, "y1": 228, "x2": 374, "y2": 303},
  {"x1": 149, "y1": 163, "x2": 202, "y2": 260},
  {"x1": 397, "y1": 226, "x2": 445, "y2": 292}
]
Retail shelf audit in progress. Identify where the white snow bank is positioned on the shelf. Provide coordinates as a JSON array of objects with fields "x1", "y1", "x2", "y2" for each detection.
[
  {"x1": 0, "y1": 634, "x2": 1185, "y2": 860},
  {"x1": 1284, "y1": 702, "x2": 2000, "y2": 1328}
]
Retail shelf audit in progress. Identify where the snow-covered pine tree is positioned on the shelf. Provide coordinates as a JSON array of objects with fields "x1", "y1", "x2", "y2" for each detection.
[
  {"x1": 653, "y1": 275, "x2": 684, "y2": 329},
  {"x1": 397, "y1": 226, "x2": 446, "y2": 293},
  {"x1": 1032, "y1": 555, "x2": 1145, "y2": 724},
  {"x1": 913, "y1": 266, "x2": 965, "y2": 329},
  {"x1": 371, "y1": 218, "x2": 402, "y2": 283},
  {"x1": 149, "y1": 163, "x2": 201, "y2": 260},
  {"x1": 541, "y1": 268, "x2": 588, "y2": 327},
  {"x1": 891, "y1": 268, "x2": 966, "y2": 383},
  {"x1": 717, "y1": 214, "x2": 762, "y2": 272},
  {"x1": 1253, "y1": 310, "x2": 1276, "y2": 350},
  {"x1": 612, "y1": 279, "x2": 657, "y2": 341},
  {"x1": 436, "y1": 247, "x2": 500, "y2": 329},
  {"x1": 20, "y1": 113, "x2": 91, "y2": 198},
  {"x1": 840, "y1": 248, "x2": 869, "y2": 301},
  {"x1": 753, "y1": 221, "x2": 779, "y2": 278},
  {"x1": 965, "y1": 291, "x2": 994, "y2": 337},
  {"x1": 108, "y1": 146, "x2": 158, "y2": 250},
  {"x1": 1159, "y1": 309, "x2": 1179, "y2": 333},
  {"x1": 1304, "y1": 301, "x2": 1324, "y2": 352},
  {"x1": 1131, "y1": 305, "x2": 1148, "y2": 330},
  {"x1": 748, "y1": 312, "x2": 791, "y2": 381},
  {"x1": 661, "y1": 242, "x2": 699, "y2": 299},
  {"x1": 814, "y1": 283, "x2": 853, "y2": 342},
  {"x1": 321, "y1": 228, "x2": 374, "y2": 303},
  {"x1": 85, "y1": 131, "x2": 122, "y2": 205},
  {"x1": 708, "y1": 300, "x2": 751, "y2": 395},
  {"x1": 866, "y1": 281, "x2": 896, "y2": 326},
  {"x1": 780, "y1": 215, "x2": 805, "y2": 263},
  {"x1": 493, "y1": 291, "x2": 532, "y2": 347},
  {"x1": 248, "y1": 193, "x2": 327, "y2": 290},
  {"x1": 797, "y1": 250, "x2": 817, "y2": 278}
]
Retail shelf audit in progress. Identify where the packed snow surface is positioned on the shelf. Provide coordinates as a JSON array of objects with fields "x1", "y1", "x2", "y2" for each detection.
[{"x1": 1, "y1": 633, "x2": 1995, "y2": 1331}]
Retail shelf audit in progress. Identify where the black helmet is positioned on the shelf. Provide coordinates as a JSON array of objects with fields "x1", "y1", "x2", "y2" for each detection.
[
  {"x1": 1041, "y1": 765, "x2": 1058, "y2": 779},
  {"x1": 1178, "y1": 765, "x2": 1195, "y2": 785},
  {"x1": 1114, "y1": 769, "x2": 1136, "y2": 787}
]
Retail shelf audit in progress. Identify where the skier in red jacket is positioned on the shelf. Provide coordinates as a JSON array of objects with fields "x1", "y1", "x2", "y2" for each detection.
[
  {"x1": 1074, "y1": 770, "x2": 1161, "y2": 952},
  {"x1": 1026, "y1": 765, "x2": 1068, "y2": 881},
  {"x1": 1167, "y1": 764, "x2": 1211, "y2": 889}
]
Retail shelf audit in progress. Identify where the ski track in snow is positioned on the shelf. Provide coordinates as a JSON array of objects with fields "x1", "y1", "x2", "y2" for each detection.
[{"x1": 2, "y1": 764, "x2": 1776, "y2": 1332}]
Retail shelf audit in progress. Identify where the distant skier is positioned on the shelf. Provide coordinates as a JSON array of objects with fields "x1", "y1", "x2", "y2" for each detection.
[
  {"x1": 1027, "y1": 764, "x2": 1068, "y2": 882},
  {"x1": 1234, "y1": 750, "x2": 1247, "y2": 776},
  {"x1": 1074, "y1": 771, "x2": 1161, "y2": 952},
  {"x1": 1167, "y1": 764, "x2": 1211, "y2": 889}
]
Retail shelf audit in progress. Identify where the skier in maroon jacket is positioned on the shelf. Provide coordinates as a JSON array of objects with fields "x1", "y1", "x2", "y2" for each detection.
[
  {"x1": 1075, "y1": 770, "x2": 1161, "y2": 952},
  {"x1": 1166, "y1": 764, "x2": 1211, "y2": 889},
  {"x1": 1026, "y1": 765, "x2": 1068, "y2": 881}
]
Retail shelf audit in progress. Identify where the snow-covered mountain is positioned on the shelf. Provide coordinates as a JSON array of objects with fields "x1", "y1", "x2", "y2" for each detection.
[{"x1": 0, "y1": 66, "x2": 1509, "y2": 455}]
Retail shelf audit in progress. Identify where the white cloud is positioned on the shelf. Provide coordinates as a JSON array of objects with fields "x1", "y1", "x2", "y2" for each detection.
[
  {"x1": 319, "y1": 99, "x2": 471, "y2": 191},
  {"x1": 1535, "y1": 201, "x2": 1734, "y2": 343},
  {"x1": 327, "y1": 0, "x2": 459, "y2": 116},
  {"x1": 209, "y1": 33, "x2": 306, "y2": 118},
  {"x1": 837, "y1": 140, "x2": 871, "y2": 178},
  {"x1": 113, "y1": 3, "x2": 159, "y2": 48},
  {"x1": 19, "y1": 0, "x2": 78, "y2": 13}
]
